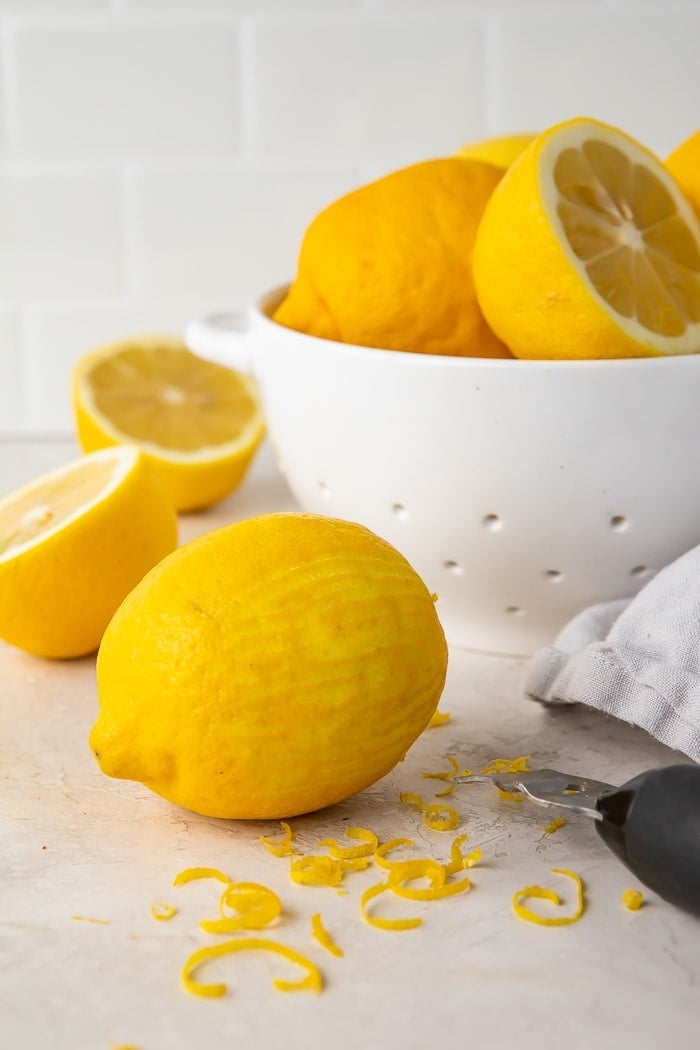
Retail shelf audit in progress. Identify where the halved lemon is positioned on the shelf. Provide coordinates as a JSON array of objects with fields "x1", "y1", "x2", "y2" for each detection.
[
  {"x1": 0, "y1": 447, "x2": 177, "y2": 658},
  {"x1": 72, "y1": 335, "x2": 265, "y2": 512},
  {"x1": 473, "y1": 116, "x2": 700, "y2": 359}
]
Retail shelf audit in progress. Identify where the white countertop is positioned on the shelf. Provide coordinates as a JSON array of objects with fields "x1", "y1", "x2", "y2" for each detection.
[{"x1": 1, "y1": 439, "x2": 698, "y2": 1050}]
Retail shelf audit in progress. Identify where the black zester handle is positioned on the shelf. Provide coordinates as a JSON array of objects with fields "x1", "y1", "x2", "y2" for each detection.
[{"x1": 595, "y1": 765, "x2": 700, "y2": 918}]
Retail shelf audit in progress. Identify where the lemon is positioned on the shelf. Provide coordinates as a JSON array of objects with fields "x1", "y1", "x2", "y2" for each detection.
[
  {"x1": 90, "y1": 513, "x2": 448, "y2": 820},
  {"x1": 274, "y1": 158, "x2": 511, "y2": 358},
  {"x1": 456, "y1": 131, "x2": 536, "y2": 170},
  {"x1": 666, "y1": 129, "x2": 700, "y2": 215},
  {"x1": 473, "y1": 116, "x2": 700, "y2": 359},
  {"x1": 0, "y1": 447, "x2": 177, "y2": 659},
  {"x1": 72, "y1": 335, "x2": 265, "y2": 512}
]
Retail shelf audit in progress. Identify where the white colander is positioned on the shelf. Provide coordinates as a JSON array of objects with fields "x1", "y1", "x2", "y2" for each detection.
[{"x1": 186, "y1": 286, "x2": 700, "y2": 656}]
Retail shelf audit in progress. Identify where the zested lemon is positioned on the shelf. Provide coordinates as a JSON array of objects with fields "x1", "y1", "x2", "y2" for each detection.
[
  {"x1": 456, "y1": 131, "x2": 536, "y2": 171},
  {"x1": 72, "y1": 335, "x2": 265, "y2": 512},
  {"x1": 473, "y1": 116, "x2": 700, "y2": 359},
  {"x1": 90, "y1": 513, "x2": 448, "y2": 820},
  {"x1": 0, "y1": 447, "x2": 177, "y2": 659}
]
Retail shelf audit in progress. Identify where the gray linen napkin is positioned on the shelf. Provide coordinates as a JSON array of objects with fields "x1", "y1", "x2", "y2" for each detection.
[{"x1": 525, "y1": 544, "x2": 700, "y2": 762}]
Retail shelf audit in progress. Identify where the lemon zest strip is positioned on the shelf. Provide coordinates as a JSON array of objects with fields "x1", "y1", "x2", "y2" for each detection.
[
  {"x1": 360, "y1": 882, "x2": 422, "y2": 931},
  {"x1": 445, "y1": 834, "x2": 481, "y2": 874},
  {"x1": 150, "y1": 901, "x2": 177, "y2": 921},
  {"x1": 181, "y1": 937, "x2": 322, "y2": 997},
  {"x1": 72, "y1": 915, "x2": 109, "y2": 925},
  {"x1": 435, "y1": 783, "x2": 455, "y2": 798},
  {"x1": 481, "y1": 755, "x2": 532, "y2": 775},
  {"x1": 512, "y1": 868, "x2": 584, "y2": 926},
  {"x1": 259, "y1": 822, "x2": 296, "y2": 858},
  {"x1": 542, "y1": 816, "x2": 566, "y2": 835},
  {"x1": 422, "y1": 804, "x2": 460, "y2": 831},
  {"x1": 200, "y1": 882, "x2": 282, "y2": 933},
  {"x1": 318, "y1": 826, "x2": 378, "y2": 859},
  {"x1": 290, "y1": 855, "x2": 343, "y2": 888},
  {"x1": 621, "y1": 888, "x2": 644, "y2": 911},
  {"x1": 311, "y1": 913, "x2": 344, "y2": 957},
  {"x1": 427, "y1": 709, "x2": 451, "y2": 728},
  {"x1": 420, "y1": 755, "x2": 459, "y2": 781},
  {"x1": 374, "y1": 837, "x2": 415, "y2": 870},
  {"x1": 173, "y1": 866, "x2": 231, "y2": 888},
  {"x1": 398, "y1": 791, "x2": 425, "y2": 809}
]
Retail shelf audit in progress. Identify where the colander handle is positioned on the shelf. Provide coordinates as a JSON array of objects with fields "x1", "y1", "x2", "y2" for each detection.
[{"x1": 184, "y1": 311, "x2": 254, "y2": 374}]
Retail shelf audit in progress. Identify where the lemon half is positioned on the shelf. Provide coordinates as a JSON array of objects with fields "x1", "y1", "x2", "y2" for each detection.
[
  {"x1": 0, "y1": 447, "x2": 177, "y2": 658},
  {"x1": 473, "y1": 117, "x2": 700, "y2": 359},
  {"x1": 72, "y1": 335, "x2": 265, "y2": 512}
]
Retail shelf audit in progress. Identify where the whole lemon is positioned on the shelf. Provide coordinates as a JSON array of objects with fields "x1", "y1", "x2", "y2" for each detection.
[
  {"x1": 90, "y1": 513, "x2": 448, "y2": 819},
  {"x1": 274, "y1": 157, "x2": 510, "y2": 358},
  {"x1": 666, "y1": 129, "x2": 700, "y2": 216}
]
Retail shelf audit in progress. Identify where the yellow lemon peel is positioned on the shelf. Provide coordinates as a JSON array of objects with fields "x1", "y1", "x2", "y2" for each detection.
[
  {"x1": 318, "y1": 826, "x2": 378, "y2": 859},
  {"x1": 446, "y1": 834, "x2": 482, "y2": 874},
  {"x1": 427, "y1": 709, "x2": 452, "y2": 728},
  {"x1": 360, "y1": 882, "x2": 422, "y2": 932},
  {"x1": 542, "y1": 816, "x2": 566, "y2": 835},
  {"x1": 512, "y1": 868, "x2": 584, "y2": 926},
  {"x1": 420, "y1": 755, "x2": 459, "y2": 781},
  {"x1": 422, "y1": 804, "x2": 460, "y2": 832},
  {"x1": 200, "y1": 882, "x2": 282, "y2": 934},
  {"x1": 260, "y1": 822, "x2": 296, "y2": 858},
  {"x1": 290, "y1": 856, "x2": 344, "y2": 888},
  {"x1": 173, "y1": 866, "x2": 232, "y2": 888},
  {"x1": 621, "y1": 889, "x2": 645, "y2": 911},
  {"x1": 434, "y1": 783, "x2": 455, "y2": 798},
  {"x1": 181, "y1": 937, "x2": 322, "y2": 997},
  {"x1": 398, "y1": 791, "x2": 425, "y2": 809},
  {"x1": 374, "y1": 837, "x2": 415, "y2": 870},
  {"x1": 311, "y1": 913, "x2": 344, "y2": 957},
  {"x1": 150, "y1": 901, "x2": 177, "y2": 921},
  {"x1": 481, "y1": 756, "x2": 532, "y2": 775}
]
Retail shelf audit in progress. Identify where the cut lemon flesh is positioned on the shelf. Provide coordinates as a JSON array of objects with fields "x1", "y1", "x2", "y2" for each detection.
[
  {"x1": 0, "y1": 447, "x2": 178, "y2": 658},
  {"x1": 549, "y1": 136, "x2": 700, "y2": 338},
  {"x1": 73, "y1": 336, "x2": 265, "y2": 511}
]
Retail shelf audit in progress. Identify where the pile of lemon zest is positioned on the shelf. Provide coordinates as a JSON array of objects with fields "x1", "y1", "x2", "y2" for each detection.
[
  {"x1": 621, "y1": 888, "x2": 644, "y2": 911},
  {"x1": 512, "y1": 868, "x2": 584, "y2": 926},
  {"x1": 259, "y1": 822, "x2": 295, "y2": 858},
  {"x1": 423, "y1": 804, "x2": 460, "y2": 831},
  {"x1": 374, "y1": 837, "x2": 415, "y2": 870},
  {"x1": 542, "y1": 816, "x2": 566, "y2": 834},
  {"x1": 398, "y1": 791, "x2": 425, "y2": 809},
  {"x1": 200, "y1": 882, "x2": 282, "y2": 933},
  {"x1": 427, "y1": 709, "x2": 451, "y2": 728},
  {"x1": 311, "y1": 913, "x2": 344, "y2": 957},
  {"x1": 435, "y1": 783, "x2": 455, "y2": 798},
  {"x1": 480, "y1": 755, "x2": 532, "y2": 775},
  {"x1": 318, "y1": 826, "x2": 378, "y2": 859},
  {"x1": 150, "y1": 901, "x2": 177, "y2": 921},
  {"x1": 72, "y1": 915, "x2": 109, "y2": 925},
  {"x1": 290, "y1": 855, "x2": 344, "y2": 888},
  {"x1": 496, "y1": 788, "x2": 523, "y2": 803},
  {"x1": 181, "y1": 937, "x2": 322, "y2": 997},
  {"x1": 360, "y1": 882, "x2": 422, "y2": 931},
  {"x1": 173, "y1": 866, "x2": 231, "y2": 888},
  {"x1": 420, "y1": 755, "x2": 459, "y2": 781}
]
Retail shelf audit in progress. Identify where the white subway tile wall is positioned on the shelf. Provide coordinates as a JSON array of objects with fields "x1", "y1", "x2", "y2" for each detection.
[{"x1": 0, "y1": 0, "x2": 697, "y2": 433}]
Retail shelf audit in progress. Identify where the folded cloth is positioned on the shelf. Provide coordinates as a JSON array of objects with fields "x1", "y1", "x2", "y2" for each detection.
[{"x1": 525, "y1": 544, "x2": 700, "y2": 762}]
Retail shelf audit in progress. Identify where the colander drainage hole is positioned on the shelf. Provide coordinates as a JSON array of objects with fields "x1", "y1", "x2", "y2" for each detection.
[
  {"x1": 391, "y1": 502, "x2": 409, "y2": 521},
  {"x1": 482, "y1": 514, "x2": 502, "y2": 531},
  {"x1": 609, "y1": 515, "x2": 628, "y2": 532},
  {"x1": 543, "y1": 569, "x2": 564, "y2": 582},
  {"x1": 505, "y1": 605, "x2": 524, "y2": 617},
  {"x1": 443, "y1": 560, "x2": 462, "y2": 575}
]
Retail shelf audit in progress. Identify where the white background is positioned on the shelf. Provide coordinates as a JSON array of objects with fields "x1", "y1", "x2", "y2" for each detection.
[{"x1": 0, "y1": 0, "x2": 698, "y2": 434}]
